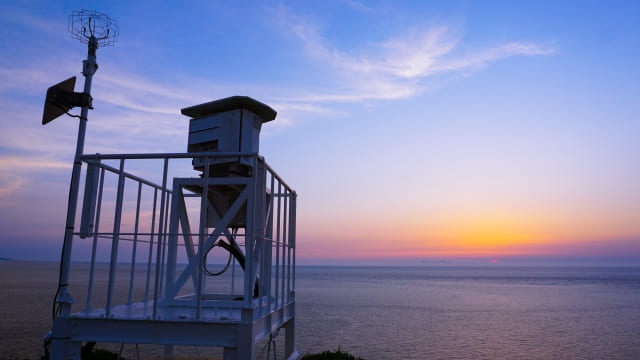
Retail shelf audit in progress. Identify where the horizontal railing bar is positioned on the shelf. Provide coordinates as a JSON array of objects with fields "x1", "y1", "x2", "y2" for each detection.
[
  {"x1": 77, "y1": 232, "x2": 247, "y2": 239},
  {"x1": 80, "y1": 152, "x2": 295, "y2": 193},
  {"x1": 95, "y1": 162, "x2": 170, "y2": 191},
  {"x1": 263, "y1": 161, "x2": 295, "y2": 194},
  {"x1": 79, "y1": 235, "x2": 248, "y2": 247},
  {"x1": 269, "y1": 193, "x2": 295, "y2": 198},
  {"x1": 80, "y1": 151, "x2": 259, "y2": 160}
]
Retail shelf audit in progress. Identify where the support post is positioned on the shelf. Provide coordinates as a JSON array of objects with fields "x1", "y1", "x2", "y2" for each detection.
[
  {"x1": 55, "y1": 35, "x2": 98, "y2": 317},
  {"x1": 50, "y1": 38, "x2": 99, "y2": 360}
]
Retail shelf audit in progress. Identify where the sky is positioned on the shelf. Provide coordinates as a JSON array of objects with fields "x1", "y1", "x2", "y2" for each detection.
[{"x1": 0, "y1": 1, "x2": 639, "y2": 266}]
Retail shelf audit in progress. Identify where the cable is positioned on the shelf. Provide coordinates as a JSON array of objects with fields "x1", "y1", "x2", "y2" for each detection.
[
  {"x1": 203, "y1": 240, "x2": 233, "y2": 276},
  {"x1": 64, "y1": 110, "x2": 82, "y2": 119},
  {"x1": 51, "y1": 169, "x2": 79, "y2": 320}
]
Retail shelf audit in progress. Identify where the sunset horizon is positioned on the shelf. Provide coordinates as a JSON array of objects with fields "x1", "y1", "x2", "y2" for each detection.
[{"x1": 1, "y1": 2, "x2": 639, "y2": 266}]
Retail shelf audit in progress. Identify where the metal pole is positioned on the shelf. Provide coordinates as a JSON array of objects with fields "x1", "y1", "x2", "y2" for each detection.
[
  {"x1": 144, "y1": 188, "x2": 159, "y2": 303},
  {"x1": 196, "y1": 157, "x2": 210, "y2": 320},
  {"x1": 106, "y1": 158, "x2": 126, "y2": 317},
  {"x1": 127, "y1": 181, "x2": 143, "y2": 305},
  {"x1": 85, "y1": 166, "x2": 105, "y2": 313},
  {"x1": 55, "y1": 36, "x2": 98, "y2": 316},
  {"x1": 153, "y1": 158, "x2": 169, "y2": 319}
]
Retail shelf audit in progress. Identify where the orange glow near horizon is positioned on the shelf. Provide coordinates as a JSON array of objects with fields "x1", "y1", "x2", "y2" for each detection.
[{"x1": 298, "y1": 209, "x2": 640, "y2": 260}]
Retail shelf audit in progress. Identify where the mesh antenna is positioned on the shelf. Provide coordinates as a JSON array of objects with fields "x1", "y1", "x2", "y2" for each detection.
[{"x1": 69, "y1": 10, "x2": 118, "y2": 47}]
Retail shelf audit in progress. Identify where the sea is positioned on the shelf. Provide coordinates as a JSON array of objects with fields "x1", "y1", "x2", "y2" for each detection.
[{"x1": 1, "y1": 261, "x2": 639, "y2": 359}]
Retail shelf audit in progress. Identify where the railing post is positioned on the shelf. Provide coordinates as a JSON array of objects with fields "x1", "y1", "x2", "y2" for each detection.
[
  {"x1": 85, "y1": 166, "x2": 105, "y2": 312},
  {"x1": 282, "y1": 192, "x2": 288, "y2": 303},
  {"x1": 291, "y1": 191, "x2": 297, "y2": 298},
  {"x1": 106, "y1": 158, "x2": 126, "y2": 317},
  {"x1": 196, "y1": 156, "x2": 210, "y2": 319},
  {"x1": 127, "y1": 181, "x2": 143, "y2": 305},
  {"x1": 275, "y1": 182, "x2": 282, "y2": 307},
  {"x1": 144, "y1": 188, "x2": 158, "y2": 304},
  {"x1": 243, "y1": 158, "x2": 256, "y2": 309},
  {"x1": 153, "y1": 158, "x2": 169, "y2": 318},
  {"x1": 165, "y1": 179, "x2": 181, "y2": 300}
]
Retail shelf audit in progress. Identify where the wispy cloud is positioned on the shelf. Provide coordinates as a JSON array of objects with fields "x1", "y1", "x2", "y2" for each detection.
[
  {"x1": 275, "y1": 7, "x2": 555, "y2": 103},
  {"x1": 0, "y1": 156, "x2": 69, "y2": 171},
  {"x1": 0, "y1": 156, "x2": 69, "y2": 201},
  {"x1": 344, "y1": 0, "x2": 381, "y2": 15},
  {"x1": 0, "y1": 5, "x2": 556, "y2": 178},
  {"x1": 0, "y1": 8, "x2": 66, "y2": 38},
  {"x1": 0, "y1": 61, "x2": 78, "y2": 95},
  {"x1": 377, "y1": 26, "x2": 460, "y2": 78},
  {"x1": 96, "y1": 71, "x2": 203, "y2": 115},
  {"x1": 0, "y1": 173, "x2": 26, "y2": 201},
  {"x1": 429, "y1": 42, "x2": 555, "y2": 74}
]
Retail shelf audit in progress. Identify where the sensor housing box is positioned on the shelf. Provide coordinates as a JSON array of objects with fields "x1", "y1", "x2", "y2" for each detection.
[{"x1": 181, "y1": 96, "x2": 276, "y2": 173}]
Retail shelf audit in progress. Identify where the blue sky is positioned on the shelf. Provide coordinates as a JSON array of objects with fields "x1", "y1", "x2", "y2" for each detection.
[{"x1": 1, "y1": 1, "x2": 639, "y2": 265}]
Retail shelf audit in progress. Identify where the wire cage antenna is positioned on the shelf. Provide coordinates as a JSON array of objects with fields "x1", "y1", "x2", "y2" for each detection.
[{"x1": 69, "y1": 10, "x2": 118, "y2": 47}]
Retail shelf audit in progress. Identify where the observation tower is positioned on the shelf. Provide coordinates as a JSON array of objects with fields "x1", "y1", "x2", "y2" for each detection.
[{"x1": 43, "y1": 10, "x2": 298, "y2": 360}]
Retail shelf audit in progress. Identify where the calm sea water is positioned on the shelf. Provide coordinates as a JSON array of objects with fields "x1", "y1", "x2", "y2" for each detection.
[
  {"x1": 1, "y1": 262, "x2": 639, "y2": 359},
  {"x1": 295, "y1": 266, "x2": 640, "y2": 359}
]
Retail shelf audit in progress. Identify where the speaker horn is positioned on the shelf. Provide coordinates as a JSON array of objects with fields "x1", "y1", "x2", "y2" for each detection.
[{"x1": 42, "y1": 76, "x2": 92, "y2": 125}]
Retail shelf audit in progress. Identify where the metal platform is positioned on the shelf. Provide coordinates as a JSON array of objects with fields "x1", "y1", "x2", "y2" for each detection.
[
  {"x1": 48, "y1": 151, "x2": 297, "y2": 360},
  {"x1": 58, "y1": 295, "x2": 295, "y2": 348}
]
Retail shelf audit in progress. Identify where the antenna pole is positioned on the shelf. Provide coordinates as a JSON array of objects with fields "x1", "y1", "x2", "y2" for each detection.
[
  {"x1": 55, "y1": 35, "x2": 99, "y2": 317},
  {"x1": 47, "y1": 11, "x2": 117, "y2": 359}
]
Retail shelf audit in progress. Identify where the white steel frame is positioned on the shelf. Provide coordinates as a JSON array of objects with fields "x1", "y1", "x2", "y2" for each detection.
[{"x1": 49, "y1": 152, "x2": 298, "y2": 360}]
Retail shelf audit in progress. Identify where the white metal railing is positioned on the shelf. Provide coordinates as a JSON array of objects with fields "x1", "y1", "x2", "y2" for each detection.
[{"x1": 66, "y1": 152, "x2": 296, "y2": 322}]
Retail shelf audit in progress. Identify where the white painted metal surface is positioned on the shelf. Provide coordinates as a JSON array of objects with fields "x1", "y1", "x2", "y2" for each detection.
[{"x1": 48, "y1": 137, "x2": 298, "y2": 358}]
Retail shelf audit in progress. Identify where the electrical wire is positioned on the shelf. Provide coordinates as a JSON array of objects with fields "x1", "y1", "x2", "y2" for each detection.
[{"x1": 203, "y1": 240, "x2": 233, "y2": 276}]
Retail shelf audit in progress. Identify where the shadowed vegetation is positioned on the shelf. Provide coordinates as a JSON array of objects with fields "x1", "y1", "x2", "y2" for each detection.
[{"x1": 302, "y1": 349, "x2": 365, "y2": 360}]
